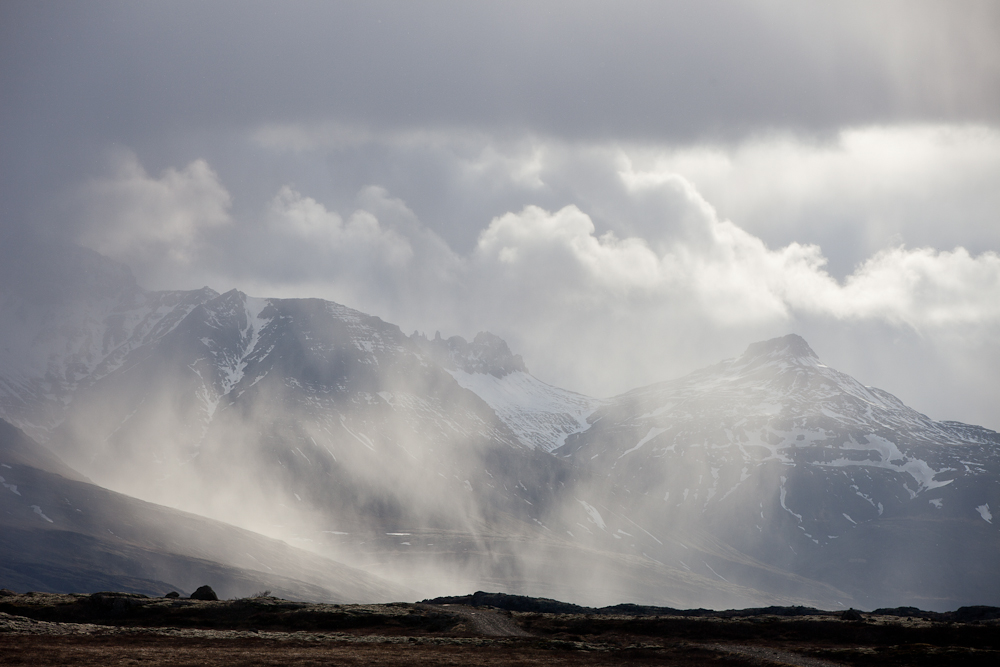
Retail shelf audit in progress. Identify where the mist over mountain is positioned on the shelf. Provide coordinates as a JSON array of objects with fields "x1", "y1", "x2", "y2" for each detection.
[
  {"x1": 0, "y1": 419, "x2": 407, "y2": 601},
  {"x1": 1, "y1": 243, "x2": 997, "y2": 610}
]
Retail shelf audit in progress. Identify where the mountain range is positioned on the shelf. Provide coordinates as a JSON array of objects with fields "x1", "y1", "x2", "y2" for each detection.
[{"x1": 1, "y1": 242, "x2": 997, "y2": 610}]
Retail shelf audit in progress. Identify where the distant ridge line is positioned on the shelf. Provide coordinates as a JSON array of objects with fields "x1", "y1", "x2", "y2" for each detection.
[{"x1": 421, "y1": 591, "x2": 1000, "y2": 621}]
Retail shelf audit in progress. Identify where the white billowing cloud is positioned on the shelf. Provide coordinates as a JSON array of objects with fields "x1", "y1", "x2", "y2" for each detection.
[
  {"x1": 72, "y1": 145, "x2": 1000, "y2": 428},
  {"x1": 79, "y1": 146, "x2": 1000, "y2": 345},
  {"x1": 252, "y1": 122, "x2": 1000, "y2": 275},
  {"x1": 470, "y1": 202, "x2": 807, "y2": 327},
  {"x1": 475, "y1": 205, "x2": 663, "y2": 295},
  {"x1": 268, "y1": 186, "x2": 413, "y2": 269},
  {"x1": 215, "y1": 185, "x2": 466, "y2": 329},
  {"x1": 457, "y1": 191, "x2": 1000, "y2": 403},
  {"x1": 77, "y1": 151, "x2": 232, "y2": 270},
  {"x1": 617, "y1": 125, "x2": 1000, "y2": 272},
  {"x1": 833, "y1": 247, "x2": 1000, "y2": 327},
  {"x1": 470, "y1": 178, "x2": 1000, "y2": 335}
]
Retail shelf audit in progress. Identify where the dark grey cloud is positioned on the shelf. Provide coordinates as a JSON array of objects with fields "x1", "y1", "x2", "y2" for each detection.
[
  {"x1": 6, "y1": 1, "x2": 998, "y2": 138},
  {"x1": 0, "y1": 2, "x2": 1000, "y2": 187},
  {"x1": 3, "y1": 0, "x2": 998, "y2": 237}
]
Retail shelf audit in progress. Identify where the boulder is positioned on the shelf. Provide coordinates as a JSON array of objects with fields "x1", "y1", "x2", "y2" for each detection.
[
  {"x1": 190, "y1": 585, "x2": 218, "y2": 601},
  {"x1": 841, "y1": 608, "x2": 864, "y2": 621}
]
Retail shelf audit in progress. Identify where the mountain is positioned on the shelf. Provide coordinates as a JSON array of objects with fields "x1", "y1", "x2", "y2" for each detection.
[
  {"x1": 7, "y1": 264, "x2": 784, "y2": 607},
  {"x1": 0, "y1": 418, "x2": 407, "y2": 601},
  {"x1": 1, "y1": 244, "x2": 998, "y2": 610},
  {"x1": 42, "y1": 288, "x2": 574, "y2": 540},
  {"x1": 555, "y1": 334, "x2": 1000, "y2": 609},
  {"x1": 0, "y1": 245, "x2": 596, "y2": 599}
]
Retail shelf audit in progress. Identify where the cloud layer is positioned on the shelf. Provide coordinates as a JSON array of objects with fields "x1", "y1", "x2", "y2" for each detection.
[
  {"x1": 4, "y1": 3, "x2": 999, "y2": 430},
  {"x1": 71, "y1": 128, "x2": 1000, "y2": 431}
]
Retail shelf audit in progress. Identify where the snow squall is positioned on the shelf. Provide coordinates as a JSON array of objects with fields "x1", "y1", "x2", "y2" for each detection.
[{"x1": 1, "y1": 249, "x2": 999, "y2": 610}]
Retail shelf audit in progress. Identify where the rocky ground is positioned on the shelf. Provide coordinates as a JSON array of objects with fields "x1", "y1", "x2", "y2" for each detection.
[{"x1": 0, "y1": 590, "x2": 997, "y2": 666}]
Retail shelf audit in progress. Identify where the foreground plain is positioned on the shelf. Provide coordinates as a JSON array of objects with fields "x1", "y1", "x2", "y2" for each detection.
[{"x1": 1, "y1": 591, "x2": 998, "y2": 666}]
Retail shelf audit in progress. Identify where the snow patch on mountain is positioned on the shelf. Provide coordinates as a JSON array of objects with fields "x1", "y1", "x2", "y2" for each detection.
[
  {"x1": 976, "y1": 504, "x2": 993, "y2": 524},
  {"x1": 779, "y1": 476, "x2": 803, "y2": 522},
  {"x1": 223, "y1": 296, "x2": 272, "y2": 394},
  {"x1": 1, "y1": 475, "x2": 20, "y2": 495},
  {"x1": 578, "y1": 499, "x2": 607, "y2": 530},
  {"x1": 448, "y1": 369, "x2": 600, "y2": 451},
  {"x1": 620, "y1": 427, "x2": 667, "y2": 458}
]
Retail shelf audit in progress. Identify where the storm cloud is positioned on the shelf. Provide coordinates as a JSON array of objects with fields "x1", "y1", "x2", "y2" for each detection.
[{"x1": 2, "y1": 1, "x2": 1000, "y2": 430}]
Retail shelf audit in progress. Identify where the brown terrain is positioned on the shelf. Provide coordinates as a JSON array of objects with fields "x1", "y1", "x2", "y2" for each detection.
[{"x1": 0, "y1": 589, "x2": 998, "y2": 666}]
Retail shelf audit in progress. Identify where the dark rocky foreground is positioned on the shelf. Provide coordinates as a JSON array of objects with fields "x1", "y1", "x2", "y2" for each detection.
[{"x1": 0, "y1": 590, "x2": 998, "y2": 666}]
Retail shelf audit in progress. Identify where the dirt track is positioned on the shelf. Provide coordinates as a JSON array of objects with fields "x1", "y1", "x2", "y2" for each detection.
[
  {"x1": 425, "y1": 604, "x2": 532, "y2": 637},
  {"x1": 709, "y1": 642, "x2": 846, "y2": 667}
]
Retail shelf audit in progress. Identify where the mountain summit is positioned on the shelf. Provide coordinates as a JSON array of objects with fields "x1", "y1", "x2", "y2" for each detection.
[{"x1": 740, "y1": 333, "x2": 819, "y2": 362}]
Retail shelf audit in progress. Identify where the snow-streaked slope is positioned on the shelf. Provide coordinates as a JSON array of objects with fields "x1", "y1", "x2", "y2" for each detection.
[
  {"x1": 448, "y1": 369, "x2": 600, "y2": 452},
  {"x1": 617, "y1": 333, "x2": 988, "y2": 450},
  {"x1": 563, "y1": 334, "x2": 997, "y2": 516}
]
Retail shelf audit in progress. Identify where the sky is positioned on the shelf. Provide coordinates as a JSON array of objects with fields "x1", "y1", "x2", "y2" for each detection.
[{"x1": 2, "y1": 0, "x2": 1000, "y2": 429}]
